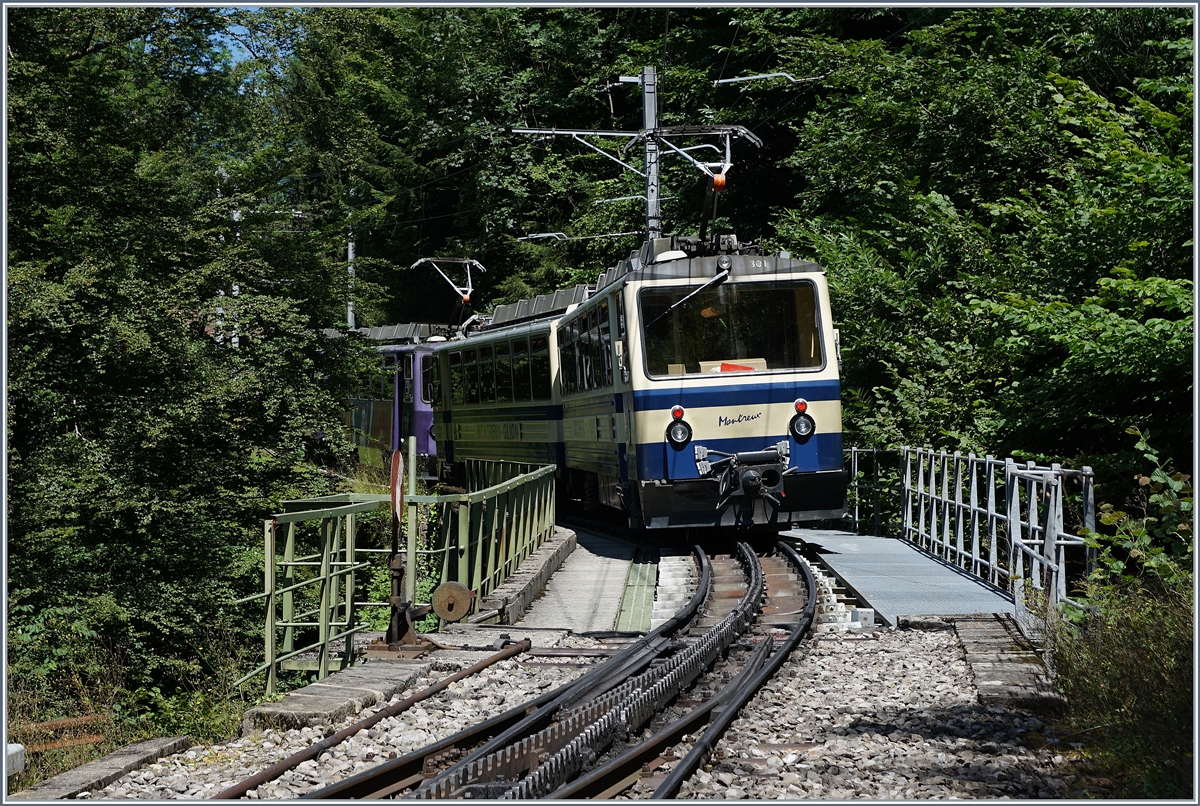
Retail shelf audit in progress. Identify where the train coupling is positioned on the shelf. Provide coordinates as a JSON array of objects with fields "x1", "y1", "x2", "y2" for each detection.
[{"x1": 695, "y1": 441, "x2": 791, "y2": 507}]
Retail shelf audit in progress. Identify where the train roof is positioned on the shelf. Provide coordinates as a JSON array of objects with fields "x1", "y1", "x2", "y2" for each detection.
[
  {"x1": 486, "y1": 284, "x2": 591, "y2": 329},
  {"x1": 323, "y1": 322, "x2": 456, "y2": 345},
  {"x1": 355, "y1": 238, "x2": 820, "y2": 348},
  {"x1": 477, "y1": 236, "x2": 819, "y2": 334}
]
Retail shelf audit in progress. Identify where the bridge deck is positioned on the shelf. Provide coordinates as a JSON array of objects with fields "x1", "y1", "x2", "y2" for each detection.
[{"x1": 784, "y1": 529, "x2": 1014, "y2": 626}]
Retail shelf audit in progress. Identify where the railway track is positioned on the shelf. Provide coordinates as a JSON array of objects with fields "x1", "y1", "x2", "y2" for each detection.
[
  {"x1": 553, "y1": 541, "x2": 816, "y2": 800},
  {"x1": 73, "y1": 529, "x2": 1081, "y2": 801},
  {"x1": 223, "y1": 538, "x2": 815, "y2": 800}
]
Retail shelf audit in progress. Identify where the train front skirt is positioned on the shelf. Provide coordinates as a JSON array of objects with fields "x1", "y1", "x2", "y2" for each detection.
[{"x1": 637, "y1": 468, "x2": 848, "y2": 528}]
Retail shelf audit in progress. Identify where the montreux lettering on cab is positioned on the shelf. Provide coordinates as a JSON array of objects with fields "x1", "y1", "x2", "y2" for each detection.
[{"x1": 718, "y1": 411, "x2": 762, "y2": 427}]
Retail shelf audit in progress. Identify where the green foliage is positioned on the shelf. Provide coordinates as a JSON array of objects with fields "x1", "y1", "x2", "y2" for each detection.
[
  {"x1": 970, "y1": 275, "x2": 1192, "y2": 480},
  {"x1": 1046, "y1": 580, "x2": 1193, "y2": 798},
  {"x1": 1084, "y1": 428, "x2": 1193, "y2": 587},
  {"x1": 765, "y1": 8, "x2": 1191, "y2": 488},
  {"x1": 115, "y1": 685, "x2": 247, "y2": 743},
  {"x1": 7, "y1": 7, "x2": 376, "y2": 700},
  {"x1": 1045, "y1": 430, "x2": 1193, "y2": 797},
  {"x1": 5, "y1": 8, "x2": 1194, "y2": 786}
]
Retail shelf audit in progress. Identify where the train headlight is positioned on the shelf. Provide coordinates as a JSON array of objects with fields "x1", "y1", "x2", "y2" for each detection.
[
  {"x1": 666, "y1": 419, "x2": 692, "y2": 449},
  {"x1": 789, "y1": 413, "x2": 816, "y2": 441}
]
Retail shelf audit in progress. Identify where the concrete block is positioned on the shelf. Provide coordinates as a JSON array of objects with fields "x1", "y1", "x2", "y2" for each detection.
[
  {"x1": 7, "y1": 743, "x2": 25, "y2": 776},
  {"x1": 817, "y1": 611, "x2": 851, "y2": 624},
  {"x1": 242, "y1": 695, "x2": 358, "y2": 734},
  {"x1": 815, "y1": 622, "x2": 850, "y2": 634},
  {"x1": 9, "y1": 736, "x2": 190, "y2": 800},
  {"x1": 852, "y1": 607, "x2": 875, "y2": 626}
]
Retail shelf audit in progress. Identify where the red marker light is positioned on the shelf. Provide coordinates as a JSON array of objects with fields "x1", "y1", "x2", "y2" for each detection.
[
  {"x1": 794, "y1": 398, "x2": 809, "y2": 413},
  {"x1": 671, "y1": 405, "x2": 685, "y2": 420}
]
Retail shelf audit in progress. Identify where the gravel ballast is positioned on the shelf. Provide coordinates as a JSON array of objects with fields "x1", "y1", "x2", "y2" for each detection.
[
  {"x1": 68, "y1": 626, "x2": 1101, "y2": 800},
  {"x1": 75, "y1": 657, "x2": 591, "y2": 800},
  {"x1": 663, "y1": 628, "x2": 1096, "y2": 800}
]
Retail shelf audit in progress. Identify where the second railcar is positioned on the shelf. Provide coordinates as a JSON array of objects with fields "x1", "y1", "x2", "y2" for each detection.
[{"x1": 348, "y1": 323, "x2": 448, "y2": 474}]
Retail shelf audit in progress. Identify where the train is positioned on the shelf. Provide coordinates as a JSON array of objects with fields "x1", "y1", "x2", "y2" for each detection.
[
  {"x1": 420, "y1": 233, "x2": 848, "y2": 529},
  {"x1": 345, "y1": 322, "x2": 450, "y2": 478},
  {"x1": 350, "y1": 73, "x2": 847, "y2": 528}
]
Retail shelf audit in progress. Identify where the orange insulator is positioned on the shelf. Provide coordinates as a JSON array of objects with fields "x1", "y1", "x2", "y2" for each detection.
[{"x1": 712, "y1": 173, "x2": 727, "y2": 192}]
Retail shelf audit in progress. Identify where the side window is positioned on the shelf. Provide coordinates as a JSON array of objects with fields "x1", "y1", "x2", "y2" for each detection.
[
  {"x1": 577, "y1": 316, "x2": 591, "y2": 391},
  {"x1": 588, "y1": 309, "x2": 602, "y2": 390},
  {"x1": 463, "y1": 348, "x2": 479, "y2": 404},
  {"x1": 450, "y1": 351, "x2": 464, "y2": 404},
  {"x1": 495, "y1": 341, "x2": 513, "y2": 403},
  {"x1": 599, "y1": 299, "x2": 613, "y2": 387},
  {"x1": 403, "y1": 354, "x2": 414, "y2": 403},
  {"x1": 421, "y1": 354, "x2": 435, "y2": 403},
  {"x1": 478, "y1": 344, "x2": 495, "y2": 403},
  {"x1": 567, "y1": 322, "x2": 578, "y2": 394},
  {"x1": 376, "y1": 357, "x2": 390, "y2": 399},
  {"x1": 512, "y1": 338, "x2": 531, "y2": 401},
  {"x1": 558, "y1": 323, "x2": 573, "y2": 396},
  {"x1": 530, "y1": 335, "x2": 550, "y2": 400}
]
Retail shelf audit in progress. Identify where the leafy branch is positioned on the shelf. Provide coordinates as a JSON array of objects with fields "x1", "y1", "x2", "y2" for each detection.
[{"x1": 1085, "y1": 427, "x2": 1193, "y2": 587}]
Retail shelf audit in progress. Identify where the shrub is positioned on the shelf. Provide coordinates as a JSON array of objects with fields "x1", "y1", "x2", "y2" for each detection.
[
  {"x1": 6, "y1": 617, "x2": 254, "y2": 791},
  {"x1": 1046, "y1": 428, "x2": 1194, "y2": 798},
  {"x1": 1048, "y1": 581, "x2": 1193, "y2": 797}
]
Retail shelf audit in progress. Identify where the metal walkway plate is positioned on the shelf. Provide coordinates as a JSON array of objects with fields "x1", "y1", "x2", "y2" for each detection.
[
  {"x1": 615, "y1": 544, "x2": 659, "y2": 632},
  {"x1": 784, "y1": 529, "x2": 1015, "y2": 626}
]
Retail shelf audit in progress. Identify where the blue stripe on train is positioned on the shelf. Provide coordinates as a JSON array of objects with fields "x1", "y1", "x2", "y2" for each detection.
[
  {"x1": 632, "y1": 379, "x2": 840, "y2": 411},
  {"x1": 637, "y1": 432, "x2": 844, "y2": 481}
]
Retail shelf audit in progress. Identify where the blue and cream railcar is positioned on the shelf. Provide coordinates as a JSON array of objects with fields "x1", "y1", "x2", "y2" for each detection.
[
  {"x1": 432, "y1": 237, "x2": 847, "y2": 529},
  {"x1": 430, "y1": 287, "x2": 589, "y2": 470},
  {"x1": 565, "y1": 237, "x2": 847, "y2": 528}
]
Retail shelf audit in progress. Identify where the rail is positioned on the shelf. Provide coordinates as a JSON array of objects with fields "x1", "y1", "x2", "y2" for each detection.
[
  {"x1": 307, "y1": 547, "x2": 714, "y2": 799},
  {"x1": 899, "y1": 448, "x2": 1095, "y2": 632},
  {"x1": 234, "y1": 439, "x2": 556, "y2": 694}
]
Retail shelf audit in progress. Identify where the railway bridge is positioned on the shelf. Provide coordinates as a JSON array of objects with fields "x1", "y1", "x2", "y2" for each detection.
[{"x1": 10, "y1": 443, "x2": 1095, "y2": 800}]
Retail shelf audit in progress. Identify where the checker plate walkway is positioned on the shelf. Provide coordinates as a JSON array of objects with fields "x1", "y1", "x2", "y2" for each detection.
[{"x1": 784, "y1": 529, "x2": 1015, "y2": 626}]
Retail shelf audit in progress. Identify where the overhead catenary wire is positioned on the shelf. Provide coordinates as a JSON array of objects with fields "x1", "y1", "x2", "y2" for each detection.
[
  {"x1": 715, "y1": 17, "x2": 742, "y2": 85},
  {"x1": 708, "y1": 8, "x2": 938, "y2": 135}
]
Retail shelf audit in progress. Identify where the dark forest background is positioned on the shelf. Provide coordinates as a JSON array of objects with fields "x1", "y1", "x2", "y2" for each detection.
[{"x1": 5, "y1": 6, "x2": 1192, "y2": 776}]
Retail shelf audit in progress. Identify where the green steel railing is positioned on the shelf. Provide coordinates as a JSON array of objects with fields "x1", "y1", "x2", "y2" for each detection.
[{"x1": 235, "y1": 438, "x2": 556, "y2": 694}]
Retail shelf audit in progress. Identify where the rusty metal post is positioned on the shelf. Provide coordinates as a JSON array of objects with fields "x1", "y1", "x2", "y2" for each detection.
[
  {"x1": 386, "y1": 448, "x2": 405, "y2": 647},
  {"x1": 456, "y1": 503, "x2": 470, "y2": 588},
  {"x1": 406, "y1": 435, "x2": 418, "y2": 604}
]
